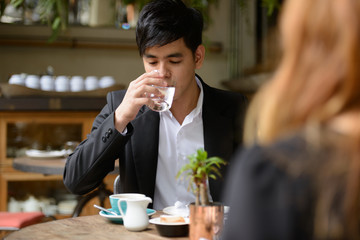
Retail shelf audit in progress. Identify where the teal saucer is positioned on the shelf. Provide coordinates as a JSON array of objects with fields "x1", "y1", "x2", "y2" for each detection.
[{"x1": 99, "y1": 208, "x2": 156, "y2": 224}]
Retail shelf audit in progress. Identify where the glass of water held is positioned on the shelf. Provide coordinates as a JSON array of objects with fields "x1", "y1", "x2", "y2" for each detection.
[{"x1": 148, "y1": 77, "x2": 176, "y2": 112}]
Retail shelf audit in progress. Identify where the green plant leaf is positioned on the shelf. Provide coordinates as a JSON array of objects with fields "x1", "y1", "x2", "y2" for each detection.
[
  {"x1": 208, "y1": 173, "x2": 217, "y2": 180},
  {"x1": 262, "y1": 0, "x2": 281, "y2": 16},
  {"x1": 10, "y1": 0, "x2": 23, "y2": 8},
  {"x1": 48, "y1": 23, "x2": 61, "y2": 43},
  {"x1": 55, "y1": 0, "x2": 68, "y2": 31},
  {"x1": 52, "y1": 16, "x2": 60, "y2": 30},
  {"x1": 176, "y1": 148, "x2": 226, "y2": 205}
]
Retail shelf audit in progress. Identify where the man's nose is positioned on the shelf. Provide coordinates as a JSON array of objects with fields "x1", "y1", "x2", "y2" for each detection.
[{"x1": 157, "y1": 65, "x2": 170, "y2": 78}]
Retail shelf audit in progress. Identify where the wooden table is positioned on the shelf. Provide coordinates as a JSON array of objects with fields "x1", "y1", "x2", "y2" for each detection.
[
  {"x1": 4, "y1": 213, "x2": 189, "y2": 240},
  {"x1": 12, "y1": 157, "x2": 118, "y2": 217}
]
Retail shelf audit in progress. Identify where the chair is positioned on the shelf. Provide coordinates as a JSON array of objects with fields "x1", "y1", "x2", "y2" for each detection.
[
  {"x1": 113, "y1": 175, "x2": 121, "y2": 194},
  {"x1": 71, "y1": 181, "x2": 113, "y2": 217}
]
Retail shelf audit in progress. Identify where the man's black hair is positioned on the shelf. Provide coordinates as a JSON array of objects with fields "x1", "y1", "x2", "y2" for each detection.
[{"x1": 136, "y1": 0, "x2": 203, "y2": 56}]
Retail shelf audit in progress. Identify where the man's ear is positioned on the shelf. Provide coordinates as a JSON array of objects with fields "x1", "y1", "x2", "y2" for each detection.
[{"x1": 195, "y1": 45, "x2": 205, "y2": 69}]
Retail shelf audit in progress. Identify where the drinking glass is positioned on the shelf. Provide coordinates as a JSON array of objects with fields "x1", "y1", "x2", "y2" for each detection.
[{"x1": 148, "y1": 77, "x2": 176, "y2": 112}]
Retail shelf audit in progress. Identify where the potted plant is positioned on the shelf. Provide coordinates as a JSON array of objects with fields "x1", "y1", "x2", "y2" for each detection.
[
  {"x1": 8, "y1": 0, "x2": 68, "y2": 42},
  {"x1": 176, "y1": 148, "x2": 227, "y2": 240}
]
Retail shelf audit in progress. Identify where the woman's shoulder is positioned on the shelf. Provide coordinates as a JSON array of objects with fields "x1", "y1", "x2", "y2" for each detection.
[
  {"x1": 224, "y1": 134, "x2": 313, "y2": 240},
  {"x1": 227, "y1": 133, "x2": 311, "y2": 197},
  {"x1": 235, "y1": 133, "x2": 307, "y2": 170}
]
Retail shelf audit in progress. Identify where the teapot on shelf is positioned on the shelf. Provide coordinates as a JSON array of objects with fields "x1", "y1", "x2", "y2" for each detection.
[{"x1": 23, "y1": 195, "x2": 41, "y2": 212}]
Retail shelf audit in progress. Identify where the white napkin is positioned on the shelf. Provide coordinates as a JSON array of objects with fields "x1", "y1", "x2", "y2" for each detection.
[{"x1": 172, "y1": 201, "x2": 189, "y2": 217}]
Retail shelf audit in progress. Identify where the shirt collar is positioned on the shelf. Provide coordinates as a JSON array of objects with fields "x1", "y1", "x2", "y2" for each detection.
[{"x1": 193, "y1": 76, "x2": 203, "y2": 118}]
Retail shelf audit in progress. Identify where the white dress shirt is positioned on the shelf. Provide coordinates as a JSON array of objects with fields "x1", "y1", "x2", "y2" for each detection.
[{"x1": 153, "y1": 77, "x2": 208, "y2": 210}]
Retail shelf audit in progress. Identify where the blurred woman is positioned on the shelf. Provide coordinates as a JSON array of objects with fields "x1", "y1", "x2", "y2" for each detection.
[{"x1": 223, "y1": 0, "x2": 360, "y2": 239}]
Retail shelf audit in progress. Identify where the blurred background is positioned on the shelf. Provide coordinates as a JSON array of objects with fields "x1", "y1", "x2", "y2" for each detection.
[
  {"x1": 0, "y1": 0, "x2": 282, "y2": 219},
  {"x1": 0, "y1": 0, "x2": 281, "y2": 93}
]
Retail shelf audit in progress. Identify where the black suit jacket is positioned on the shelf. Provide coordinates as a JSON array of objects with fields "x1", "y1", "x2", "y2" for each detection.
[{"x1": 63, "y1": 76, "x2": 247, "y2": 205}]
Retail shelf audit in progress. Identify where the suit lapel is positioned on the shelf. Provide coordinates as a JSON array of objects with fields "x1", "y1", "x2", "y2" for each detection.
[
  {"x1": 202, "y1": 82, "x2": 235, "y2": 201},
  {"x1": 202, "y1": 82, "x2": 235, "y2": 161},
  {"x1": 131, "y1": 107, "x2": 160, "y2": 198}
]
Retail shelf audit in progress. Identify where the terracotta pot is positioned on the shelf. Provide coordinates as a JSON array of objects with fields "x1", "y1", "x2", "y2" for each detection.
[{"x1": 189, "y1": 202, "x2": 224, "y2": 240}]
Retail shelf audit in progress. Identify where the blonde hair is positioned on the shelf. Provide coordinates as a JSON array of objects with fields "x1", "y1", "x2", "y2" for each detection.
[
  {"x1": 243, "y1": 0, "x2": 360, "y2": 238},
  {"x1": 247, "y1": 0, "x2": 360, "y2": 145}
]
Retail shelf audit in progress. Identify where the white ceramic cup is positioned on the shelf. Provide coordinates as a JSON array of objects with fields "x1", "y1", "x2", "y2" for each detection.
[
  {"x1": 8, "y1": 197, "x2": 22, "y2": 212},
  {"x1": 55, "y1": 75, "x2": 70, "y2": 92},
  {"x1": 99, "y1": 76, "x2": 115, "y2": 88},
  {"x1": 9, "y1": 74, "x2": 25, "y2": 86},
  {"x1": 70, "y1": 76, "x2": 85, "y2": 92},
  {"x1": 85, "y1": 76, "x2": 99, "y2": 91},
  {"x1": 109, "y1": 193, "x2": 146, "y2": 215},
  {"x1": 25, "y1": 75, "x2": 40, "y2": 89},
  {"x1": 40, "y1": 75, "x2": 55, "y2": 91}
]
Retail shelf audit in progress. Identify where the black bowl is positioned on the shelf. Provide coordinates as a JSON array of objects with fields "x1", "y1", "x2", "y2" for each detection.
[{"x1": 150, "y1": 217, "x2": 189, "y2": 237}]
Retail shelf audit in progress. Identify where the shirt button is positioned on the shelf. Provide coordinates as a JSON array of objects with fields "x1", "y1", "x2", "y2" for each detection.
[
  {"x1": 108, "y1": 128, "x2": 113, "y2": 134},
  {"x1": 102, "y1": 136, "x2": 107, "y2": 143},
  {"x1": 105, "y1": 132, "x2": 110, "y2": 138}
]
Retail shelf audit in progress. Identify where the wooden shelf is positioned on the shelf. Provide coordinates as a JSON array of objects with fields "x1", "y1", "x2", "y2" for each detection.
[
  {"x1": 0, "y1": 97, "x2": 106, "y2": 111},
  {"x1": 0, "y1": 110, "x2": 101, "y2": 215},
  {"x1": 0, "y1": 24, "x2": 137, "y2": 50},
  {"x1": 0, "y1": 23, "x2": 223, "y2": 53}
]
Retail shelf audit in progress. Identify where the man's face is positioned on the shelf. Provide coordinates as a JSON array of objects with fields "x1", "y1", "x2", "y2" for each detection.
[{"x1": 142, "y1": 38, "x2": 204, "y2": 101}]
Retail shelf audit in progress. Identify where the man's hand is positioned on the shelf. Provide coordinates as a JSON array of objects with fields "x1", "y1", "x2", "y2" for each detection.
[{"x1": 114, "y1": 71, "x2": 166, "y2": 133}]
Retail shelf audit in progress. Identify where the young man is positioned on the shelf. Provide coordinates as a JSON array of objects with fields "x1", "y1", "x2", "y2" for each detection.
[{"x1": 63, "y1": 0, "x2": 247, "y2": 210}]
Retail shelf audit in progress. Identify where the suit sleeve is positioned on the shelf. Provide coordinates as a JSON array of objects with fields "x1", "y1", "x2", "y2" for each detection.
[{"x1": 63, "y1": 91, "x2": 133, "y2": 195}]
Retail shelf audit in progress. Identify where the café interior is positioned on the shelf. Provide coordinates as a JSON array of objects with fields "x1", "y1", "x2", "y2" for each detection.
[{"x1": 0, "y1": 0, "x2": 279, "y2": 238}]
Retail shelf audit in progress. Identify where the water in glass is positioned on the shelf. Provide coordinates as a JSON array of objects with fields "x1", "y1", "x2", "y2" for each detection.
[{"x1": 149, "y1": 85, "x2": 175, "y2": 112}]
